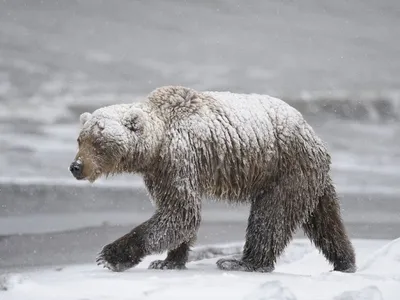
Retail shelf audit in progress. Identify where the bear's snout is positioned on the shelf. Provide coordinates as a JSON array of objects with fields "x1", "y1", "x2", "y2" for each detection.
[{"x1": 69, "y1": 159, "x2": 84, "y2": 179}]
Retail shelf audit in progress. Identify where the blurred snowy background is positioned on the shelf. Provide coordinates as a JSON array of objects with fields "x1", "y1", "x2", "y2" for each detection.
[{"x1": 0, "y1": 0, "x2": 400, "y2": 273}]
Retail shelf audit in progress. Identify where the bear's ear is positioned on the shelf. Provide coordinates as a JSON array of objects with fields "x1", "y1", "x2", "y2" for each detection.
[
  {"x1": 79, "y1": 112, "x2": 92, "y2": 127},
  {"x1": 122, "y1": 107, "x2": 145, "y2": 133}
]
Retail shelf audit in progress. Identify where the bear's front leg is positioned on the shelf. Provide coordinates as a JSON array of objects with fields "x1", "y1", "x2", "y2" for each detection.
[
  {"x1": 148, "y1": 240, "x2": 193, "y2": 270},
  {"x1": 97, "y1": 198, "x2": 201, "y2": 272}
]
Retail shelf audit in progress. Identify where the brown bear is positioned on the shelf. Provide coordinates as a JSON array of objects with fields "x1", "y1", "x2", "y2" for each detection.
[{"x1": 69, "y1": 85, "x2": 356, "y2": 273}]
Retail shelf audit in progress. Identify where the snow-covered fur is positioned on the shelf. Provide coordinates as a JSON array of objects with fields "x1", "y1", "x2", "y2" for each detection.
[{"x1": 71, "y1": 85, "x2": 356, "y2": 273}]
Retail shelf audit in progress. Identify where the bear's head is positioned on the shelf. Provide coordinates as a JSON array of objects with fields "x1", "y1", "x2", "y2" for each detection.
[{"x1": 69, "y1": 103, "x2": 158, "y2": 182}]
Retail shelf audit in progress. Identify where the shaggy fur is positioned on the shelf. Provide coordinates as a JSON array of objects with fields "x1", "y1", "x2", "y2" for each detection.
[{"x1": 70, "y1": 85, "x2": 356, "y2": 273}]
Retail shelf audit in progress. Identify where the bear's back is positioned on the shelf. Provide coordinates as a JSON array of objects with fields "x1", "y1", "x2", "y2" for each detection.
[
  {"x1": 202, "y1": 90, "x2": 308, "y2": 147},
  {"x1": 146, "y1": 86, "x2": 303, "y2": 131},
  {"x1": 203, "y1": 91, "x2": 302, "y2": 127}
]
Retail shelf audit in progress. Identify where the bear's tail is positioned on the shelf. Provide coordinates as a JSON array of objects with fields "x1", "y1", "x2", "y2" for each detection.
[{"x1": 302, "y1": 179, "x2": 356, "y2": 272}]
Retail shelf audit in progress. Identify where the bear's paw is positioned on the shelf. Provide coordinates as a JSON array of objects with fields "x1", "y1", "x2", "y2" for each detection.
[
  {"x1": 96, "y1": 240, "x2": 144, "y2": 272},
  {"x1": 216, "y1": 258, "x2": 275, "y2": 273},
  {"x1": 148, "y1": 259, "x2": 187, "y2": 270}
]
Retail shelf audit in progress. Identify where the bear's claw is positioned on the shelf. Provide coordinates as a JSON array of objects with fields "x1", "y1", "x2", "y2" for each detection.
[
  {"x1": 96, "y1": 252, "x2": 134, "y2": 272},
  {"x1": 216, "y1": 258, "x2": 274, "y2": 273},
  {"x1": 148, "y1": 259, "x2": 187, "y2": 270},
  {"x1": 95, "y1": 240, "x2": 144, "y2": 272}
]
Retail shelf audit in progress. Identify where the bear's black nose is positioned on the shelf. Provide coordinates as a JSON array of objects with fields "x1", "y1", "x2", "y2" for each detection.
[{"x1": 69, "y1": 160, "x2": 83, "y2": 179}]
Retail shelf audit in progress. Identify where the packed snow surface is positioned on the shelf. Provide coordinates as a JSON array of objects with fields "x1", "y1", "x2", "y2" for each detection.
[{"x1": 2, "y1": 238, "x2": 400, "y2": 300}]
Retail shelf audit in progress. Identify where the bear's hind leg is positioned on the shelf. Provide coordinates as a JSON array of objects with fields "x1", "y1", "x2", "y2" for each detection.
[
  {"x1": 217, "y1": 183, "x2": 306, "y2": 272},
  {"x1": 302, "y1": 180, "x2": 356, "y2": 273},
  {"x1": 148, "y1": 239, "x2": 194, "y2": 270}
]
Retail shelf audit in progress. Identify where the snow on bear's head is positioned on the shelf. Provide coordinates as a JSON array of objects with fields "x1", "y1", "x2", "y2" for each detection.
[{"x1": 69, "y1": 103, "x2": 156, "y2": 183}]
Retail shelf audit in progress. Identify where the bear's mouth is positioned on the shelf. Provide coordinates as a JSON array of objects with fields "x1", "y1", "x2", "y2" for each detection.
[{"x1": 86, "y1": 169, "x2": 102, "y2": 183}]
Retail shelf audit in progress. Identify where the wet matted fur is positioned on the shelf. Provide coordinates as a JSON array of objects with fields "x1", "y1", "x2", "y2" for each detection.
[{"x1": 70, "y1": 85, "x2": 356, "y2": 273}]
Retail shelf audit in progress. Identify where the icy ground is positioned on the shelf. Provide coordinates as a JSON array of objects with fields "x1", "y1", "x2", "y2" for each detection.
[{"x1": 1, "y1": 238, "x2": 400, "y2": 300}]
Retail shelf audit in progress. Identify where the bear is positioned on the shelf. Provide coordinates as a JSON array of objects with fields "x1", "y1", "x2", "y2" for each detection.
[{"x1": 69, "y1": 85, "x2": 356, "y2": 273}]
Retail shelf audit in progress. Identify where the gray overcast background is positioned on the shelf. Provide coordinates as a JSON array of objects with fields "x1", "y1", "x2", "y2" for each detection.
[{"x1": 0, "y1": 0, "x2": 399, "y2": 272}]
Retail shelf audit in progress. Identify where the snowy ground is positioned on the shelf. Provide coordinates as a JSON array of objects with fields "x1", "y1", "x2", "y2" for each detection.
[{"x1": 2, "y1": 238, "x2": 400, "y2": 300}]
